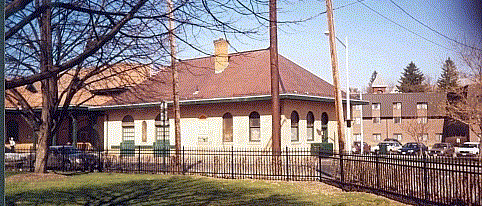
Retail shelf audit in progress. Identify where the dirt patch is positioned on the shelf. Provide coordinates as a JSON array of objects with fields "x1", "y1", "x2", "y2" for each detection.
[
  {"x1": 290, "y1": 181, "x2": 343, "y2": 194},
  {"x1": 6, "y1": 173, "x2": 69, "y2": 183}
]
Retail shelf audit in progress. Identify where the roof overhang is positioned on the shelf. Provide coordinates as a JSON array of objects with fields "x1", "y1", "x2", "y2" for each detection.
[
  {"x1": 89, "y1": 93, "x2": 369, "y2": 111},
  {"x1": 5, "y1": 105, "x2": 90, "y2": 113}
]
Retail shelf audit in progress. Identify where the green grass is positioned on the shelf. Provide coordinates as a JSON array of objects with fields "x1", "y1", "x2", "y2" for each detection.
[
  {"x1": 6, "y1": 173, "x2": 405, "y2": 206},
  {"x1": 4, "y1": 171, "x2": 28, "y2": 178}
]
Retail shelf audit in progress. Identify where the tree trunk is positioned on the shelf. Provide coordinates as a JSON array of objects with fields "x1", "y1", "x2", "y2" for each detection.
[
  {"x1": 167, "y1": 0, "x2": 181, "y2": 173},
  {"x1": 34, "y1": 0, "x2": 55, "y2": 173}
]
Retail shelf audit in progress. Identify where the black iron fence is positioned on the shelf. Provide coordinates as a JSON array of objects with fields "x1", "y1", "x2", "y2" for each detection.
[{"x1": 5, "y1": 147, "x2": 481, "y2": 205}]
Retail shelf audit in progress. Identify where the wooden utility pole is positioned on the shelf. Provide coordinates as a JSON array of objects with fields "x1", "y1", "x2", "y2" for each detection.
[
  {"x1": 270, "y1": 0, "x2": 281, "y2": 154},
  {"x1": 168, "y1": 0, "x2": 181, "y2": 164},
  {"x1": 325, "y1": 0, "x2": 346, "y2": 154}
]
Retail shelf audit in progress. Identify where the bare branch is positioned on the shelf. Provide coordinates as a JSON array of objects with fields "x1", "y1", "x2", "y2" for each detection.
[{"x1": 5, "y1": 0, "x2": 33, "y2": 19}]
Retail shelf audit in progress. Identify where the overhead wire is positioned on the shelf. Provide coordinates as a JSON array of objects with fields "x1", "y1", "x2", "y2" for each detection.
[
  {"x1": 388, "y1": 0, "x2": 481, "y2": 51},
  {"x1": 357, "y1": 0, "x2": 453, "y2": 51}
]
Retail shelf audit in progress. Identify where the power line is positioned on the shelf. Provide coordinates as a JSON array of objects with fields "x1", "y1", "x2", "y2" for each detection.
[
  {"x1": 358, "y1": 0, "x2": 453, "y2": 51},
  {"x1": 297, "y1": 0, "x2": 365, "y2": 23},
  {"x1": 388, "y1": 0, "x2": 481, "y2": 51}
]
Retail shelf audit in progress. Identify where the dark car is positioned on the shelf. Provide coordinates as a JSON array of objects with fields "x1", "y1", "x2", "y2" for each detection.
[
  {"x1": 352, "y1": 141, "x2": 371, "y2": 154},
  {"x1": 428, "y1": 143, "x2": 455, "y2": 157},
  {"x1": 47, "y1": 146, "x2": 101, "y2": 171},
  {"x1": 400, "y1": 142, "x2": 428, "y2": 155}
]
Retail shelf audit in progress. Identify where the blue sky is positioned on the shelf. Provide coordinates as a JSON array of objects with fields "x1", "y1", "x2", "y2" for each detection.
[{"x1": 177, "y1": 0, "x2": 482, "y2": 91}]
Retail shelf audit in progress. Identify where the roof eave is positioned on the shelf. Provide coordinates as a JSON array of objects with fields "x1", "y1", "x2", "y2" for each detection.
[{"x1": 90, "y1": 93, "x2": 369, "y2": 111}]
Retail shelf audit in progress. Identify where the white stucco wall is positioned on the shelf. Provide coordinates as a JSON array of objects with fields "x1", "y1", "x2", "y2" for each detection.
[{"x1": 103, "y1": 99, "x2": 339, "y2": 150}]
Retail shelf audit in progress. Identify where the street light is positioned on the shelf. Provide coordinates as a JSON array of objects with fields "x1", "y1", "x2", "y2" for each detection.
[{"x1": 324, "y1": 31, "x2": 352, "y2": 154}]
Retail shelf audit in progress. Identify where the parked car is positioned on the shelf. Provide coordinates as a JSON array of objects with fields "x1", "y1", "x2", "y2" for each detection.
[
  {"x1": 456, "y1": 142, "x2": 480, "y2": 157},
  {"x1": 382, "y1": 138, "x2": 402, "y2": 145},
  {"x1": 352, "y1": 141, "x2": 371, "y2": 154},
  {"x1": 428, "y1": 143, "x2": 455, "y2": 157},
  {"x1": 400, "y1": 142, "x2": 428, "y2": 155},
  {"x1": 371, "y1": 141, "x2": 402, "y2": 154},
  {"x1": 47, "y1": 146, "x2": 101, "y2": 171}
]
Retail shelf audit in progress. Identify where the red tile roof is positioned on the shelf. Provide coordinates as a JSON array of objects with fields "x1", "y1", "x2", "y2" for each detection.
[
  {"x1": 5, "y1": 63, "x2": 151, "y2": 109},
  {"x1": 107, "y1": 49, "x2": 336, "y2": 105}
]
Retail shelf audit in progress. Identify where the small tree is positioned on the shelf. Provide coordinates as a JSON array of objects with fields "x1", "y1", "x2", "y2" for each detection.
[
  {"x1": 401, "y1": 117, "x2": 433, "y2": 145},
  {"x1": 397, "y1": 62, "x2": 427, "y2": 93},
  {"x1": 437, "y1": 57, "x2": 459, "y2": 91}
]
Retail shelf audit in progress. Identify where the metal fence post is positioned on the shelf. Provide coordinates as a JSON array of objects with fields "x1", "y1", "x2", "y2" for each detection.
[
  {"x1": 138, "y1": 146, "x2": 141, "y2": 173},
  {"x1": 285, "y1": 147, "x2": 289, "y2": 180},
  {"x1": 98, "y1": 150, "x2": 102, "y2": 172},
  {"x1": 376, "y1": 154, "x2": 380, "y2": 189},
  {"x1": 30, "y1": 147, "x2": 35, "y2": 172},
  {"x1": 340, "y1": 153, "x2": 344, "y2": 189},
  {"x1": 182, "y1": 146, "x2": 185, "y2": 174},
  {"x1": 423, "y1": 152, "x2": 428, "y2": 202},
  {"x1": 231, "y1": 146, "x2": 234, "y2": 179},
  {"x1": 318, "y1": 149, "x2": 322, "y2": 182}
]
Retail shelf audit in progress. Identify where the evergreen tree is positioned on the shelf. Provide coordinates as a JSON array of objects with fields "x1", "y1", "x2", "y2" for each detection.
[
  {"x1": 397, "y1": 62, "x2": 427, "y2": 93},
  {"x1": 367, "y1": 70, "x2": 378, "y2": 93},
  {"x1": 437, "y1": 57, "x2": 459, "y2": 91}
]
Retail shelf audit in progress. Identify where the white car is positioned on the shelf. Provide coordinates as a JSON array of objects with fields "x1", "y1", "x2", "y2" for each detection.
[
  {"x1": 5, "y1": 147, "x2": 33, "y2": 168},
  {"x1": 371, "y1": 141, "x2": 403, "y2": 154},
  {"x1": 456, "y1": 142, "x2": 480, "y2": 157}
]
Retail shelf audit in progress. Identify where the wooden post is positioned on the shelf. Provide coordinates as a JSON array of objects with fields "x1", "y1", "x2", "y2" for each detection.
[
  {"x1": 270, "y1": 0, "x2": 281, "y2": 154},
  {"x1": 167, "y1": 0, "x2": 181, "y2": 173},
  {"x1": 325, "y1": 0, "x2": 345, "y2": 154},
  {"x1": 269, "y1": 0, "x2": 282, "y2": 177}
]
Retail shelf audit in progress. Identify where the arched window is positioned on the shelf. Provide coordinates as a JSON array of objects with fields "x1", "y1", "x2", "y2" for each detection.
[
  {"x1": 198, "y1": 115, "x2": 209, "y2": 143},
  {"x1": 155, "y1": 113, "x2": 169, "y2": 142},
  {"x1": 122, "y1": 115, "x2": 135, "y2": 142},
  {"x1": 321, "y1": 112, "x2": 329, "y2": 142},
  {"x1": 249, "y1": 112, "x2": 260, "y2": 142},
  {"x1": 141, "y1": 121, "x2": 147, "y2": 142},
  {"x1": 307, "y1": 112, "x2": 314, "y2": 141},
  {"x1": 223, "y1": 113, "x2": 233, "y2": 142},
  {"x1": 291, "y1": 111, "x2": 299, "y2": 142}
]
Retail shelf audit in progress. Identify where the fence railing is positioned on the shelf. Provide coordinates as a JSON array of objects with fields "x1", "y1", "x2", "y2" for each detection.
[{"x1": 5, "y1": 147, "x2": 481, "y2": 205}]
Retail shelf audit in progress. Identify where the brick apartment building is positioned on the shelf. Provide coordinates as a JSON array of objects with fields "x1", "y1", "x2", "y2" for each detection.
[{"x1": 350, "y1": 76, "x2": 473, "y2": 148}]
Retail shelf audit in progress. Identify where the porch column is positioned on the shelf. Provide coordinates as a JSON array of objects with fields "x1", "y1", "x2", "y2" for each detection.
[{"x1": 72, "y1": 115, "x2": 77, "y2": 148}]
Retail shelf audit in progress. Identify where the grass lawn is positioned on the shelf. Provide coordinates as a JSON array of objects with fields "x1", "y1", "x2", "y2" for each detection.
[
  {"x1": 6, "y1": 173, "x2": 405, "y2": 206},
  {"x1": 5, "y1": 171, "x2": 28, "y2": 178}
]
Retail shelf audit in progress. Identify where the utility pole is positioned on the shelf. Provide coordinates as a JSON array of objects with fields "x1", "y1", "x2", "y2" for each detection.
[
  {"x1": 360, "y1": 90, "x2": 364, "y2": 154},
  {"x1": 270, "y1": 0, "x2": 281, "y2": 155},
  {"x1": 168, "y1": 0, "x2": 181, "y2": 167},
  {"x1": 345, "y1": 36, "x2": 352, "y2": 153},
  {"x1": 325, "y1": 0, "x2": 346, "y2": 154}
]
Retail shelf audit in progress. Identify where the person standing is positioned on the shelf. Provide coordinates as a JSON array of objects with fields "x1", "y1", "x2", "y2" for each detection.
[{"x1": 9, "y1": 137, "x2": 16, "y2": 152}]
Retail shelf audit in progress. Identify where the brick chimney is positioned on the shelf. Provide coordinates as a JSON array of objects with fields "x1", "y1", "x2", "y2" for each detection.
[{"x1": 214, "y1": 38, "x2": 229, "y2": 73}]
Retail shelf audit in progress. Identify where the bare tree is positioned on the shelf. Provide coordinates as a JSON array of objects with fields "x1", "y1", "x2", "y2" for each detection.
[
  {"x1": 5, "y1": 0, "x2": 270, "y2": 172},
  {"x1": 444, "y1": 45, "x2": 482, "y2": 160},
  {"x1": 401, "y1": 117, "x2": 433, "y2": 144}
]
